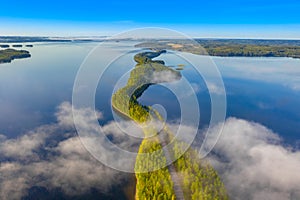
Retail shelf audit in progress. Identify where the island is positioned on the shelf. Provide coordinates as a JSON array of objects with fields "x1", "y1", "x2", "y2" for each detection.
[
  {"x1": 0, "y1": 48, "x2": 31, "y2": 64},
  {"x1": 135, "y1": 39, "x2": 300, "y2": 59},
  {"x1": 0, "y1": 44, "x2": 9, "y2": 48},
  {"x1": 12, "y1": 44, "x2": 23, "y2": 48},
  {"x1": 112, "y1": 50, "x2": 228, "y2": 199}
]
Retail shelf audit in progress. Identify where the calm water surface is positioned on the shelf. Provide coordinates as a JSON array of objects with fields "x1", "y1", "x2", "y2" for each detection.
[{"x1": 0, "y1": 42, "x2": 299, "y2": 146}]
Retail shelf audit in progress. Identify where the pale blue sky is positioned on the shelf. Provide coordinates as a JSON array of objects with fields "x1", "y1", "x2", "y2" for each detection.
[{"x1": 0, "y1": 0, "x2": 299, "y2": 38}]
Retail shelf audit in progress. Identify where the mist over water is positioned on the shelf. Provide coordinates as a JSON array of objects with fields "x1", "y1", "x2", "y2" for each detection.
[{"x1": 0, "y1": 41, "x2": 300, "y2": 199}]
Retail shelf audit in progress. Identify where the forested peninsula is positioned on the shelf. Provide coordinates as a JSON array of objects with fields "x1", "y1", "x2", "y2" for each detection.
[{"x1": 112, "y1": 50, "x2": 228, "y2": 200}]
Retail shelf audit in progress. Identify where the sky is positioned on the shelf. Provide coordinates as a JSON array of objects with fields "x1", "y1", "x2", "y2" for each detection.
[{"x1": 0, "y1": 0, "x2": 300, "y2": 38}]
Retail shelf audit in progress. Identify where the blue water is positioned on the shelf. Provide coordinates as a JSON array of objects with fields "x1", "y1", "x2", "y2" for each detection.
[
  {"x1": 139, "y1": 52, "x2": 300, "y2": 146},
  {"x1": 0, "y1": 42, "x2": 93, "y2": 136},
  {"x1": 0, "y1": 42, "x2": 299, "y2": 146}
]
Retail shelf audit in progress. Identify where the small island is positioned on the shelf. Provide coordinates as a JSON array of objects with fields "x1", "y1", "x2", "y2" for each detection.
[
  {"x1": 0, "y1": 44, "x2": 9, "y2": 48},
  {"x1": 0, "y1": 44, "x2": 33, "y2": 49},
  {"x1": 0, "y1": 48, "x2": 31, "y2": 64},
  {"x1": 12, "y1": 44, "x2": 23, "y2": 48}
]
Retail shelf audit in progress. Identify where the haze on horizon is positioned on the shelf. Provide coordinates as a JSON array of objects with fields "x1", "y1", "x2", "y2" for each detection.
[{"x1": 0, "y1": 0, "x2": 300, "y2": 39}]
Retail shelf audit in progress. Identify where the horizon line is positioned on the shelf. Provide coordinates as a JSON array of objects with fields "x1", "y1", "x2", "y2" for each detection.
[{"x1": 1, "y1": 35, "x2": 300, "y2": 40}]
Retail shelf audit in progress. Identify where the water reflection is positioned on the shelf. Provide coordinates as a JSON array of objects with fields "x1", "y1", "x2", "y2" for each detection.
[{"x1": 0, "y1": 42, "x2": 299, "y2": 147}]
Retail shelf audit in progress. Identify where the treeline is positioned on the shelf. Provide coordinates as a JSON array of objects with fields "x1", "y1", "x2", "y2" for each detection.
[
  {"x1": 135, "y1": 40, "x2": 300, "y2": 59},
  {"x1": 156, "y1": 112, "x2": 228, "y2": 200},
  {"x1": 172, "y1": 141, "x2": 228, "y2": 200},
  {"x1": 112, "y1": 86, "x2": 149, "y2": 123},
  {"x1": 206, "y1": 44, "x2": 300, "y2": 58},
  {"x1": 135, "y1": 136, "x2": 175, "y2": 200}
]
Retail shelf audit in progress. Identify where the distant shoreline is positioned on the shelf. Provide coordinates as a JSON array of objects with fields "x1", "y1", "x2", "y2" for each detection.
[
  {"x1": 136, "y1": 39, "x2": 300, "y2": 59},
  {"x1": 0, "y1": 36, "x2": 105, "y2": 43}
]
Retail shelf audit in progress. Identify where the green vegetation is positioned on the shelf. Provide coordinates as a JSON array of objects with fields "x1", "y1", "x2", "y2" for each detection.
[
  {"x1": 135, "y1": 136, "x2": 175, "y2": 200},
  {"x1": 112, "y1": 50, "x2": 228, "y2": 199},
  {"x1": 111, "y1": 50, "x2": 180, "y2": 123},
  {"x1": 165, "y1": 129, "x2": 228, "y2": 200},
  {"x1": 112, "y1": 50, "x2": 180, "y2": 199},
  {"x1": 133, "y1": 50, "x2": 166, "y2": 64},
  {"x1": 135, "y1": 39, "x2": 300, "y2": 58},
  {"x1": 174, "y1": 148, "x2": 228, "y2": 200},
  {"x1": 205, "y1": 45, "x2": 300, "y2": 58},
  {"x1": 0, "y1": 48, "x2": 31, "y2": 64},
  {"x1": 154, "y1": 110, "x2": 228, "y2": 200}
]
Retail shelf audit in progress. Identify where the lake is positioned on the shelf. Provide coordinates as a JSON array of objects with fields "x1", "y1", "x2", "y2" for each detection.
[
  {"x1": 1, "y1": 41, "x2": 300, "y2": 199},
  {"x1": 0, "y1": 41, "x2": 299, "y2": 147}
]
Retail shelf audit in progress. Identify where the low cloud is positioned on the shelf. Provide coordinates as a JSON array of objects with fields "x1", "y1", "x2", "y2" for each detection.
[
  {"x1": 0, "y1": 132, "x2": 47, "y2": 160},
  {"x1": 206, "y1": 81, "x2": 224, "y2": 95},
  {"x1": 151, "y1": 70, "x2": 180, "y2": 83},
  {"x1": 205, "y1": 118, "x2": 300, "y2": 200},
  {"x1": 2, "y1": 101, "x2": 300, "y2": 200},
  {"x1": 33, "y1": 136, "x2": 124, "y2": 196},
  {"x1": 56, "y1": 101, "x2": 103, "y2": 128},
  {"x1": 0, "y1": 101, "x2": 141, "y2": 199}
]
